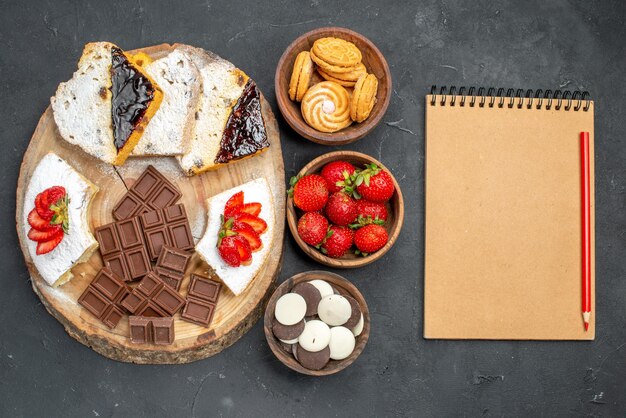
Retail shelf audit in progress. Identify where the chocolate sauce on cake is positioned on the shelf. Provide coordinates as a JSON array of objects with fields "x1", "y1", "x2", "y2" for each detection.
[
  {"x1": 215, "y1": 80, "x2": 269, "y2": 164},
  {"x1": 110, "y1": 47, "x2": 155, "y2": 151}
]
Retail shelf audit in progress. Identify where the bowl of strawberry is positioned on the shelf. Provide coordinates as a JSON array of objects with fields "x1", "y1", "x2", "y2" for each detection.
[{"x1": 286, "y1": 151, "x2": 404, "y2": 268}]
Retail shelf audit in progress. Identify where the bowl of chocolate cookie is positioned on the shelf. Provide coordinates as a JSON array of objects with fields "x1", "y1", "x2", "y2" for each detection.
[
  {"x1": 275, "y1": 27, "x2": 392, "y2": 145},
  {"x1": 264, "y1": 270, "x2": 370, "y2": 376}
]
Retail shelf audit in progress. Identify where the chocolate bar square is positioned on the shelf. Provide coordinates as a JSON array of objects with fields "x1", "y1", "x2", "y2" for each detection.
[
  {"x1": 151, "y1": 317, "x2": 175, "y2": 345},
  {"x1": 116, "y1": 218, "x2": 143, "y2": 249},
  {"x1": 136, "y1": 272, "x2": 163, "y2": 298},
  {"x1": 124, "y1": 247, "x2": 151, "y2": 280},
  {"x1": 154, "y1": 267, "x2": 184, "y2": 291},
  {"x1": 157, "y1": 246, "x2": 191, "y2": 273},
  {"x1": 168, "y1": 222, "x2": 194, "y2": 251},
  {"x1": 95, "y1": 224, "x2": 121, "y2": 256},
  {"x1": 129, "y1": 316, "x2": 152, "y2": 343},
  {"x1": 121, "y1": 291, "x2": 147, "y2": 314},
  {"x1": 131, "y1": 167, "x2": 161, "y2": 200},
  {"x1": 78, "y1": 287, "x2": 111, "y2": 319},
  {"x1": 181, "y1": 297, "x2": 215, "y2": 327},
  {"x1": 101, "y1": 305, "x2": 125, "y2": 329},
  {"x1": 113, "y1": 193, "x2": 144, "y2": 221},
  {"x1": 145, "y1": 228, "x2": 171, "y2": 260},
  {"x1": 91, "y1": 267, "x2": 126, "y2": 301},
  {"x1": 103, "y1": 252, "x2": 131, "y2": 282},
  {"x1": 188, "y1": 274, "x2": 221, "y2": 303},
  {"x1": 141, "y1": 208, "x2": 165, "y2": 230},
  {"x1": 152, "y1": 285, "x2": 185, "y2": 316},
  {"x1": 163, "y1": 204, "x2": 186, "y2": 223},
  {"x1": 148, "y1": 183, "x2": 181, "y2": 210}
]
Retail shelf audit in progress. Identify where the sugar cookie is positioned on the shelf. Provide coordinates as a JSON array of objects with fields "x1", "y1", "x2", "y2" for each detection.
[
  {"x1": 312, "y1": 37, "x2": 362, "y2": 67},
  {"x1": 350, "y1": 73, "x2": 378, "y2": 122},
  {"x1": 301, "y1": 81, "x2": 352, "y2": 133},
  {"x1": 319, "y1": 63, "x2": 366, "y2": 83},
  {"x1": 288, "y1": 51, "x2": 314, "y2": 102},
  {"x1": 310, "y1": 50, "x2": 358, "y2": 74}
]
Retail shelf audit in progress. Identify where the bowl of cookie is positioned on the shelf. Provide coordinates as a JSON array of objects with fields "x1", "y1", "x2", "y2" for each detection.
[
  {"x1": 275, "y1": 27, "x2": 392, "y2": 145},
  {"x1": 264, "y1": 270, "x2": 370, "y2": 376}
]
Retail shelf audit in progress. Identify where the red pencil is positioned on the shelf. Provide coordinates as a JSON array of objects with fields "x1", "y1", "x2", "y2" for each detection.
[{"x1": 580, "y1": 132, "x2": 591, "y2": 331}]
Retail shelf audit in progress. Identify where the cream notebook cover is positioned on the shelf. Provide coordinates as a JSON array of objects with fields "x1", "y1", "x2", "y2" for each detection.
[{"x1": 424, "y1": 88, "x2": 595, "y2": 340}]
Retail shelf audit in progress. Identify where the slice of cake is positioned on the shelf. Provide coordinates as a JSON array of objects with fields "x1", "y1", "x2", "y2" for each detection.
[
  {"x1": 176, "y1": 45, "x2": 270, "y2": 176},
  {"x1": 22, "y1": 153, "x2": 99, "y2": 286},
  {"x1": 131, "y1": 49, "x2": 201, "y2": 156},
  {"x1": 51, "y1": 42, "x2": 163, "y2": 165},
  {"x1": 195, "y1": 178, "x2": 275, "y2": 295}
]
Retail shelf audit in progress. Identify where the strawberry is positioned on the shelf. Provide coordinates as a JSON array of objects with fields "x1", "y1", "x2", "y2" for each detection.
[
  {"x1": 325, "y1": 192, "x2": 357, "y2": 226},
  {"x1": 237, "y1": 202, "x2": 262, "y2": 217},
  {"x1": 354, "y1": 224, "x2": 388, "y2": 255},
  {"x1": 288, "y1": 174, "x2": 328, "y2": 212},
  {"x1": 321, "y1": 225, "x2": 354, "y2": 258},
  {"x1": 354, "y1": 164, "x2": 395, "y2": 202},
  {"x1": 224, "y1": 191, "x2": 244, "y2": 217},
  {"x1": 320, "y1": 161, "x2": 355, "y2": 193},
  {"x1": 350, "y1": 200, "x2": 388, "y2": 228},
  {"x1": 232, "y1": 220, "x2": 262, "y2": 251},
  {"x1": 235, "y1": 213, "x2": 267, "y2": 234},
  {"x1": 297, "y1": 212, "x2": 329, "y2": 247},
  {"x1": 232, "y1": 235, "x2": 252, "y2": 262},
  {"x1": 218, "y1": 235, "x2": 242, "y2": 267},
  {"x1": 36, "y1": 233, "x2": 64, "y2": 255},
  {"x1": 28, "y1": 209, "x2": 57, "y2": 231},
  {"x1": 28, "y1": 226, "x2": 63, "y2": 242}
]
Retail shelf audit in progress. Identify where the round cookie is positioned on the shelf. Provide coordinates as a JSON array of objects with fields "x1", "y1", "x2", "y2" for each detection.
[
  {"x1": 292, "y1": 282, "x2": 322, "y2": 316},
  {"x1": 301, "y1": 81, "x2": 352, "y2": 133},
  {"x1": 310, "y1": 50, "x2": 359, "y2": 74},
  {"x1": 351, "y1": 313, "x2": 364, "y2": 336},
  {"x1": 272, "y1": 317, "x2": 305, "y2": 341},
  {"x1": 296, "y1": 344, "x2": 331, "y2": 371},
  {"x1": 350, "y1": 73, "x2": 378, "y2": 123},
  {"x1": 298, "y1": 319, "x2": 331, "y2": 352},
  {"x1": 308, "y1": 280, "x2": 334, "y2": 298},
  {"x1": 288, "y1": 51, "x2": 314, "y2": 102},
  {"x1": 328, "y1": 326, "x2": 356, "y2": 360},
  {"x1": 343, "y1": 295, "x2": 362, "y2": 329},
  {"x1": 318, "y1": 63, "x2": 367, "y2": 83},
  {"x1": 317, "y1": 69, "x2": 357, "y2": 87},
  {"x1": 279, "y1": 340, "x2": 293, "y2": 353},
  {"x1": 312, "y1": 37, "x2": 362, "y2": 67},
  {"x1": 317, "y1": 294, "x2": 352, "y2": 326},
  {"x1": 275, "y1": 293, "x2": 307, "y2": 326}
]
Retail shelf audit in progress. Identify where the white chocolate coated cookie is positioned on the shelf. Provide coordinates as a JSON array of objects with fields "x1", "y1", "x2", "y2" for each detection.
[
  {"x1": 329, "y1": 326, "x2": 356, "y2": 360},
  {"x1": 275, "y1": 293, "x2": 307, "y2": 326},
  {"x1": 317, "y1": 294, "x2": 352, "y2": 326},
  {"x1": 308, "y1": 279, "x2": 334, "y2": 298},
  {"x1": 298, "y1": 319, "x2": 331, "y2": 352},
  {"x1": 351, "y1": 313, "x2": 364, "y2": 336}
]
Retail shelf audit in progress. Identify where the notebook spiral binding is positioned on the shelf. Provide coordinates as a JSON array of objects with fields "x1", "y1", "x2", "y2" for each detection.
[{"x1": 430, "y1": 85, "x2": 591, "y2": 111}]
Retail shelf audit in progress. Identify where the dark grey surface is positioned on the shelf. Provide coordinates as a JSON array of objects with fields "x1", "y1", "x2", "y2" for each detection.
[{"x1": 1, "y1": 0, "x2": 625, "y2": 416}]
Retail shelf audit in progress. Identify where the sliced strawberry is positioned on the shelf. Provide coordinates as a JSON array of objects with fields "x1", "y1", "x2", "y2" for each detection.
[
  {"x1": 36, "y1": 233, "x2": 64, "y2": 255},
  {"x1": 232, "y1": 220, "x2": 262, "y2": 251},
  {"x1": 41, "y1": 186, "x2": 67, "y2": 207},
  {"x1": 224, "y1": 191, "x2": 244, "y2": 217},
  {"x1": 27, "y1": 209, "x2": 56, "y2": 231},
  {"x1": 234, "y1": 213, "x2": 267, "y2": 234},
  {"x1": 237, "y1": 202, "x2": 262, "y2": 217},
  {"x1": 233, "y1": 235, "x2": 252, "y2": 262},
  {"x1": 35, "y1": 194, "x2": 52, "y2": 220},
  {"x1": 218, "y1": 236, "x2": 241, "y2": 267},
  {"x1": 28, "y1": 226, "x2": 63, "y2": 242}
]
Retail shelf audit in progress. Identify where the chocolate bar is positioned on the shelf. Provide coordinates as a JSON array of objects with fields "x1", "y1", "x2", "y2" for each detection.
[
  {"x1": 140, "y1": 204, "x2": 194, "y2": 260},
  {"x1": 95, "y1": 217, "x2": 151, "y2": 282},
  {"x1": 112, "y1": 166, "x2": 182, "y2": 221},
  {"x1": 181, "y1": 273, "x2": 222, "y2": 327},
  {"x1": 121, "y1": 272, "x2": 185, "y2": 317},
  {"x1": 78, "y1": 267, "x2": 130, "y2": 329},
  {"x1": 128, "y1": 316, "x2": 175, "y2": 345}
]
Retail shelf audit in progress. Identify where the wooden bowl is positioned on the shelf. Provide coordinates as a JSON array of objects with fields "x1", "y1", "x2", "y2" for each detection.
[
  {"x1": 275, "y1": 27, "x2": 392, "y2": 145},
  {"x1": 264, "y1": 270, "x2": 370, "y2": 376},
  {"x1": 287, "y1": 151, "x2": 404, "y2": 268}
]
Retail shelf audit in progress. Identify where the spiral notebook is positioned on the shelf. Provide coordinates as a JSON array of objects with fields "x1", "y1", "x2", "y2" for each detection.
[{"x1": 424, "y1": 87, "x2": 595, "y2": 340}]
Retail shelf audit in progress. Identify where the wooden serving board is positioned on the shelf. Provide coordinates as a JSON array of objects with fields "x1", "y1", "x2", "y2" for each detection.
[{"x1": 15, "y1": 44, "x2": 285, "y2": 364}]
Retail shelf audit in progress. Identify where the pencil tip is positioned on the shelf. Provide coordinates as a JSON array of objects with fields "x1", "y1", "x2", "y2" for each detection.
[{"x1": 584, "y1": 322, "x2": 589, "y2": 331}]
